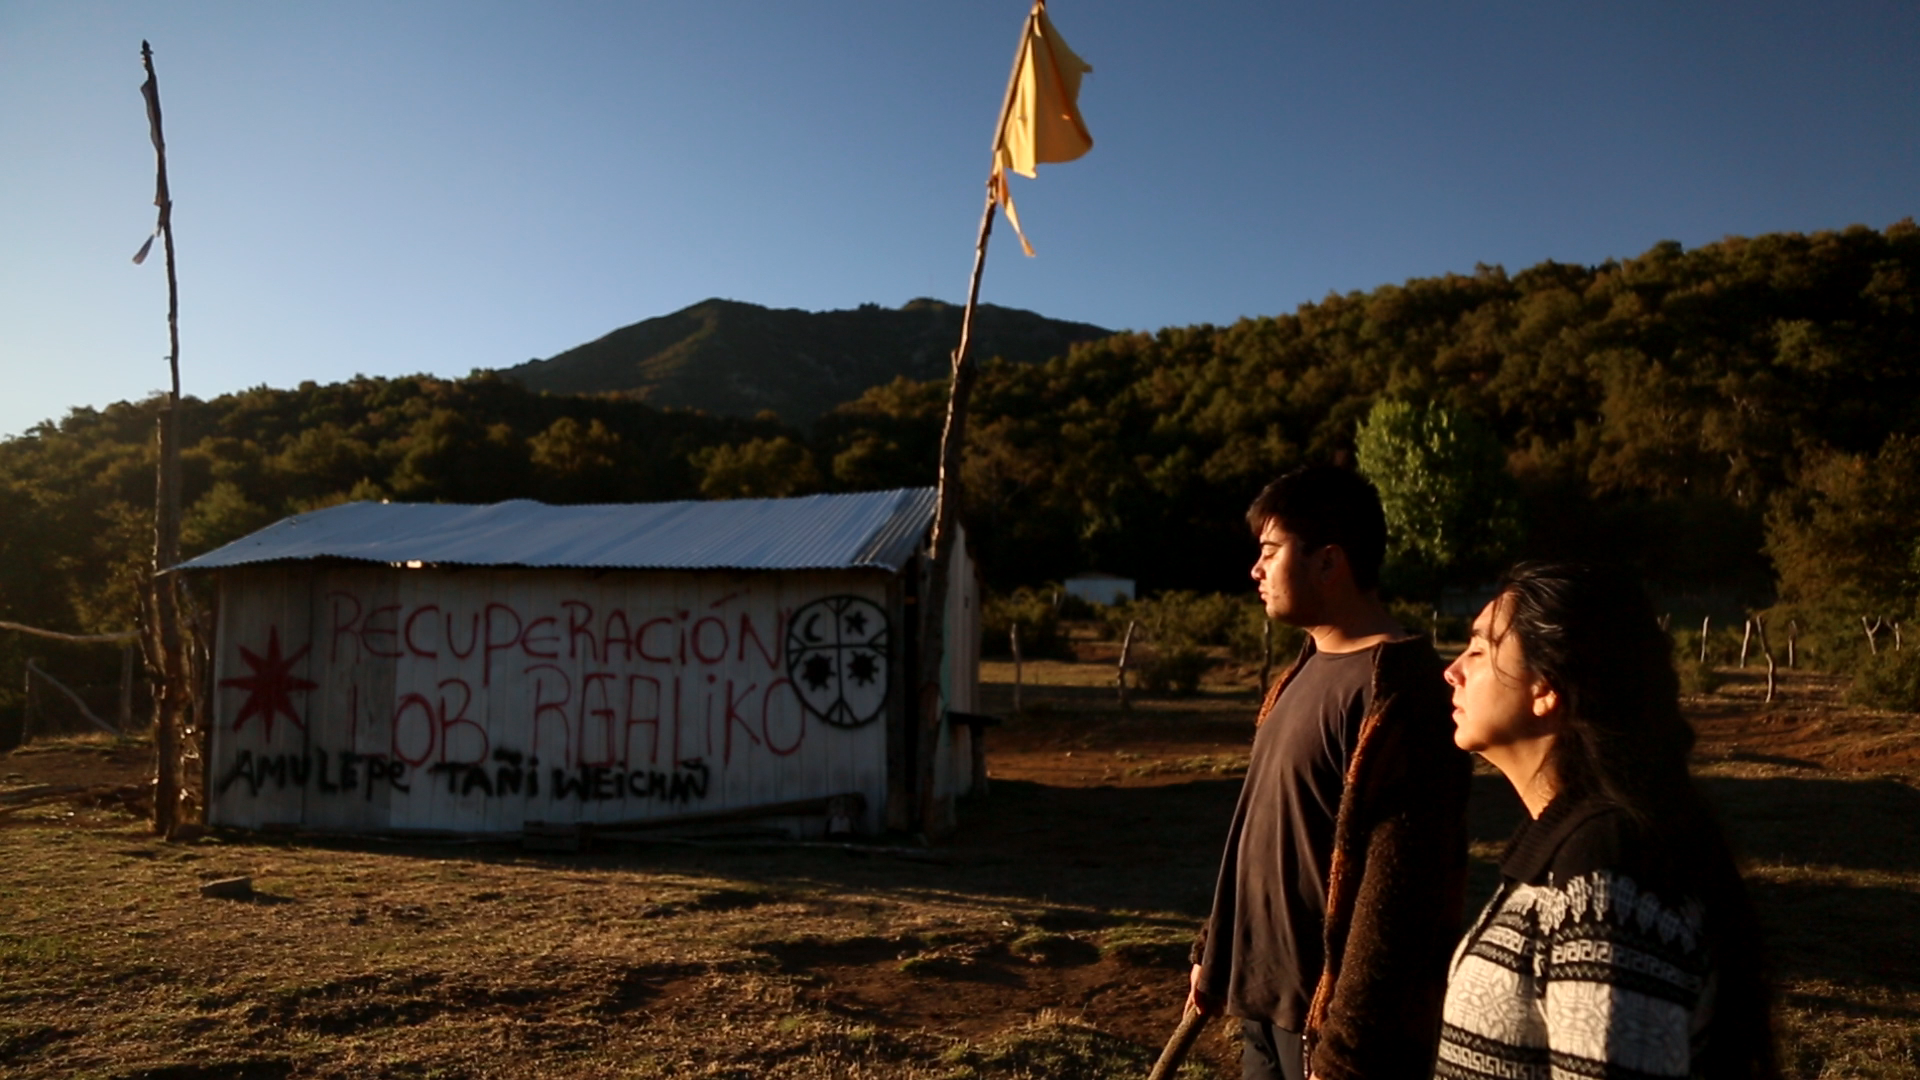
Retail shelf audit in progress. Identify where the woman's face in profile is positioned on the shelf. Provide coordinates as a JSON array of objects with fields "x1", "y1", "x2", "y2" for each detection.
[{"x1": 1444, "y1": 593, "x2": 1559, "y2": 755}]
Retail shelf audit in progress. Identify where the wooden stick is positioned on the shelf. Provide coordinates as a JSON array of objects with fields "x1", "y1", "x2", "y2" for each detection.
[
  {"x1": 21, "y1": 661, "x2": 33, "y2": 745},
  {"x1": 914, "y1": 5, "x2": 1066, "y2": 832},
  {"x1": 139, "y1": 40, "x2": 187, "y2": 838},
  {"x1": 1117, "y1": 619, "x2": 1137, "y2": 709},
  {"x1": 1739, "y1": 618, "x2": 1752, "y2": 668},
  {"x1": 1699, "y1": 615, "x2": 1711, "y2": 664},
  {"x1": 1753, "y1": 614, "x2": 1776, "y2": 704},
  {"x1": 915, "y1": 186, "x2": 994, "y2": 837},
  {"x1": 120, "y1": 645, "x2": 135, "y2": 731},
  {"x1": 1146, "y1": 1006, "x2": 1211, "y2": 1080},
  {"x1": 0, "y1": 784, "x2": 87, "y2": 805},
  {"x1": 1259, "y1": 616, "x2": 1274, "y2": 691},
  {"x1": 1011, "y1": 623, "x2": 1024, "y2": 714},
  {"x1": 0, "y1": 620, "x2": 139, "y2": 644},
  {"x1": 24, "y1": 660, "x2": 120, "y2": 736}
]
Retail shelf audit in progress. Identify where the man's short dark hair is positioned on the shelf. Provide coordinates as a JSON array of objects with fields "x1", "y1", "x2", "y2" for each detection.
[{"x1": 1246, "y1": 465, "x2": 1388, "y2": 591}]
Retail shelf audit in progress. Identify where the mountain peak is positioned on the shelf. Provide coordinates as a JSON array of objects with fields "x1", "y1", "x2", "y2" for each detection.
[{"x1": 499, "y1": 299, "x2": 1111, "y2": 425}]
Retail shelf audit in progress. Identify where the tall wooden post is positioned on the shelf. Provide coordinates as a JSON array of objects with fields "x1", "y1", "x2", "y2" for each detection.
[
  {"x1": 1258, "y1": 617, "x2": 1274, "y2": 690},
  {"x1": 916, "y1": 1, "x2": 1090, "y2": 833},
  {"x1": 914, "y1": 186, "x2": 997, "y2": 837},
  {"x1": 139, "y1": 40, "x2": 188, "y2": 836},
  {"x1": 1011, "y1": 623, "x2": 1024, "y2": 715},
  {"x1": 1754, "y1": 614, "x2": 1777, "y2": 704}
]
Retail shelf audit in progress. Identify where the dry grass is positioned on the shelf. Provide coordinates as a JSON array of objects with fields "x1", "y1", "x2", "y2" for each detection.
[
  {"x1": 0, "y1": 791, "x2": 1219, "y2": 1079},
  {"x1": 2, "y1": 658, "x2": 1917, "y2": 1078}
]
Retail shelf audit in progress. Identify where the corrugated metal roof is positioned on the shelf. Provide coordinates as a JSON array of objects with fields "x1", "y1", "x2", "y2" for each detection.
[{"x1": 174, "y1": 488, "x2": 937, "y2": 573}]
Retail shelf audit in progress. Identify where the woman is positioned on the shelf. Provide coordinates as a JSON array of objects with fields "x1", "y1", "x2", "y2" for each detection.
[{"x1": 1435, "y1": 562, "x2": 1776, "y2": 1079}]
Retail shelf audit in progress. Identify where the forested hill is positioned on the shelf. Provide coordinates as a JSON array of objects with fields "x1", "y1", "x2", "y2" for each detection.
[
  {"x1": 2, "y1": 222, "x2": 1917, "y2": 703},
  {"x1": 499, "y1": 297, "x2": 1113, "y2": 425},
  {"x1": 812, "y1": 222, "x2": 1919, "y2": 599}
]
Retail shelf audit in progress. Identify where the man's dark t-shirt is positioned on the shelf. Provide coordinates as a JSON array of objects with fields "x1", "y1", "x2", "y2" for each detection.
[{"x1": 1197, "y1": 644, "x2": 1376, "y2": 1031}]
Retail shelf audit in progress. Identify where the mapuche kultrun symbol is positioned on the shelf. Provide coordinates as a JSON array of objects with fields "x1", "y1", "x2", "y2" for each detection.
[{"x1": 785, "y1": 596, "x2": 890, "y2": 729}]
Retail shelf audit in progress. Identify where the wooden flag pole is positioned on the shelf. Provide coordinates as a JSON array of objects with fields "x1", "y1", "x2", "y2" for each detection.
[
  {"x1": 914, "y1": 186, "x2": 995, "y2": 837},
  {"x1": 913, "y1": 6, "x2": 1040, "y2": 836},
  {"x1": 139, "y1": 40, "x2": 188, "y2": 836}
]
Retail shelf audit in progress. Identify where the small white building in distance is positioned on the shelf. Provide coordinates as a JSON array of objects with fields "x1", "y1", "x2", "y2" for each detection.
[{"x1": 1063, "y1": 572, "x2": 1135, "y2": 607}]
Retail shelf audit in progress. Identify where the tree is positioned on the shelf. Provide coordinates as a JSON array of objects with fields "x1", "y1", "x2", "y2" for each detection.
[
  {"x1": 528, "y1": 417, "x2": 622, "y2": 502},
  {"x1": 692, "y1": 437, "x2": 822, "y2": 500},
  {"x1": 1355, "y1": 399, "x2": 1520, "y2": 600},
  {"x1": 1765, "y1": 434, "x2": 1920, "y2": 671}
]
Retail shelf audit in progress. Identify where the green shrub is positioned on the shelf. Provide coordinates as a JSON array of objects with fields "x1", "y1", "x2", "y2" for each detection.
[
  {"x1": 1671, "y1": 629, "x2": 1726, "y2": 695},
  {"x1": 1847, "y1": 647, "x2": 1920, "y2": 711},
  {"x1": 1388, "y1": 598, "x2": 1436, "y2": 638},
  {"x1": 981, "y1": 586, "x2": 1070, "y2": 659},
  {"x1": 1054, "y1": 590, "x2": 1097, "y2": 620},
  {"x1": 1385, "y1": 598, "x2": 1473, "y2": 644},
  {"x1": 1105, "y1": 590, "x2": 1253, "y2": 645},
  {"x1": 1677, "y1": 658, "x2": 1724, "y2": 696},
  {"x1": 1227, "y1": 608, "x2": 1307, "y2": 666},
  {"x1": 1138, "y1": 644, "x2": 1211, "y2": 696}
]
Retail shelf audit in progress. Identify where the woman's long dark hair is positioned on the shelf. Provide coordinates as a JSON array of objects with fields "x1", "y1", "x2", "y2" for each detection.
[{"x1": 1496, "y1": 561, "x2": 1778, "y2": 1078}]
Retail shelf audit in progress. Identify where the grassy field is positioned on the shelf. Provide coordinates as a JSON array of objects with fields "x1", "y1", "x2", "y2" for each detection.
[{"x1": 0, "y1": 659, "x2": 1915, "y2": 1079}]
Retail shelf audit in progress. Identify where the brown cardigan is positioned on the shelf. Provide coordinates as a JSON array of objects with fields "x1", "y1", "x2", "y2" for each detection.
[{"x1": 1248, "y1": 636, "x2": 1471, "y2": 1079}]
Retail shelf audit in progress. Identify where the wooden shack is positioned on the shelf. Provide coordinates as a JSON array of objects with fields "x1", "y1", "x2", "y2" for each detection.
[{"x1": 175, "y1": 488, "x2": 979, "y2": 837}]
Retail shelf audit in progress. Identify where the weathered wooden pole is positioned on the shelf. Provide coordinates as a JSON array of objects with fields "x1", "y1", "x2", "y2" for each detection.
[
  {"x1": 1259, "y1": 616, "x2": 1274, "y2": 690},
  {"x1": 119, "y1": 645, "x2": 135, "y2": 731},
  {"x1": 913, "y1": 8, "x2": 1042, "y2": 836},
  {"x1": 137, "y1": 40, "x2": 188, "y2": 836},
  {"x1": 916, "y1": 1, "x2": 1090, "y2": 833},
  {"x1": 20, "y1": 662, "x2": 34, "y2": 745},
  {"x1": 914, "y1": 185, "x2": 995, "y2": 836},
  {"x1": 1753, "y1": 614, "x2": 1776, "y2": 704},
  {"x1": 1010, "y1": 623, "x2": 1024, "y2": 715}
]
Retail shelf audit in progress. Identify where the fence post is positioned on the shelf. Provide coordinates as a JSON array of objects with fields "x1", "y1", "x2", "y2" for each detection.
[
  {"x1": 120, "y1": 645, "x2": 135, "y2": 731},
  {"x1": 1117, "y1": 620, "x2": 1137, "y2": 710},
  {"x1": 1010, "y1": 624, "x2": 1023, "y2": 715},
  {"x1": 1259, "y1": 617, "x2": 1274, "y2": 690},
  {"x1": 1754, "y1": 614, "x2": 1776, "y2": 704},
  {"x1": 21, "y1": 661, "x2": 33, "y2": 746}
]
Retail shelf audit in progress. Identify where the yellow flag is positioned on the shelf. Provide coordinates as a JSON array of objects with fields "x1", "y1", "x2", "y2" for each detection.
[{"x1": 991, "y1": 2, "x2": 1093, "y2": 256}]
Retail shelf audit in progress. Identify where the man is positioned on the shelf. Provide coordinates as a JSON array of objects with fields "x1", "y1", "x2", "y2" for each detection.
[{"x1": 1189, "y1": 464, "x2": 1470, "y2": 1080}]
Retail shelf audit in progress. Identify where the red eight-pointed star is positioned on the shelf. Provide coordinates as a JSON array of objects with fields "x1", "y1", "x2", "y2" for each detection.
[{"x1": 219, "y1": 627, "x2": 317, "y2": 739}]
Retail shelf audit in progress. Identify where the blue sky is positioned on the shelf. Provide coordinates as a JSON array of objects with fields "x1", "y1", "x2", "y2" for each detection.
[{"x1": 2, "y1": 1, "x2": 1915, "y2": 439}]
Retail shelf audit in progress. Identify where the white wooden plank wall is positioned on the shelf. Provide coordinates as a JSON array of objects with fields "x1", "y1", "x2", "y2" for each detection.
[{"x1": 207, "y1": 567, "x2": 898, "y2": 833}]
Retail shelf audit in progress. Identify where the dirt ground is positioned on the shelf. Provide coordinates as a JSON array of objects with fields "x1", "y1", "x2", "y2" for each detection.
[{"x1": 1, "y1": 659, "x2": 1917, "y2": 1079}]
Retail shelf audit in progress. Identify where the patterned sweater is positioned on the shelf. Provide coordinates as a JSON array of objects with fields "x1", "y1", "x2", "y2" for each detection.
[{"x1": 1435, "y1": 794, "x2": 1716, "y2": 1080}]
